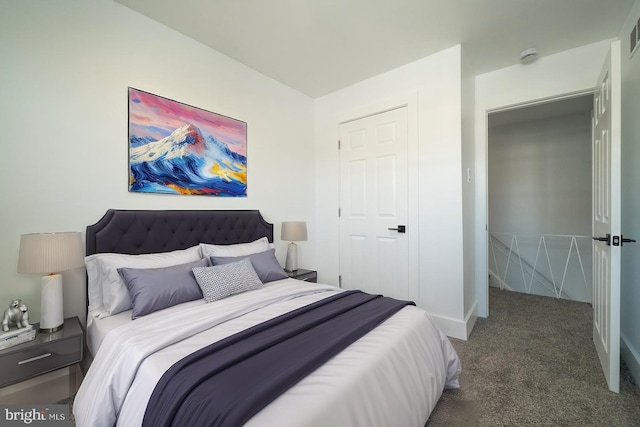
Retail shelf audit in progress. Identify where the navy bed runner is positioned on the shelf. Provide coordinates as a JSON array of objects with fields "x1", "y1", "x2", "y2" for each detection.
[{"x1": 143, "y1": 290, "x2": 414, "y2": 427}]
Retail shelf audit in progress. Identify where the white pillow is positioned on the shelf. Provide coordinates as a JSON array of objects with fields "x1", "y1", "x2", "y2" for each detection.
[
  {"x1": 85, "y1": 245, "x2": 202, "y2": 318},
  {"x1": 85, "y1": 255, "x2": 106, "y2": 317},
  {"x1": 200, "y1": 237, "x2": 270, "y2": 258}
]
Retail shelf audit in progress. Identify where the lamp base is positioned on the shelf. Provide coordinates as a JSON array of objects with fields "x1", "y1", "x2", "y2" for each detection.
[
  {"x1": 285, "y1": 242, "x2": 298, "y2": 272},
  {"x1": 40, "y1": 274, "x2": 64, "y2": 334},
  {"x1": 39, "y1": 324, "x2": 63, "y2": 334}
]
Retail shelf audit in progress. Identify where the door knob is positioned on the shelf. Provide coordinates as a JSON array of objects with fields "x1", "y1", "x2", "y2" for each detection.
[
  {"x1": 592, "y1": 234, "x2": 611, "y2": 245},
  {"x1": 621, "y1": 235, "x2": 636, "y2": 246},
  {"x1": 593, "y1": 234, "x2": 637, "y2": 246},
  {"x1": 388, "y1": 225, "x2": 406, "y2": 233}
]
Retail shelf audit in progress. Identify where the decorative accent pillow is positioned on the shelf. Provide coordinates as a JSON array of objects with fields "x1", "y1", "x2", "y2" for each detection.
[
  {"x1": 192, "y1": 258, "x2": 263, "y2": 303},
  {"x1": 118, "y1": 258, "x2": 208, "y2": 319},
  {"x1": 85, "y1": 245, "x2": 202, "y2": 318},
  {"x1": 210, "y1": 248, "x2": 288, "y2": 284},
  {"x1": 200, "y1": 237, "x2": 270, "y2": 258}
]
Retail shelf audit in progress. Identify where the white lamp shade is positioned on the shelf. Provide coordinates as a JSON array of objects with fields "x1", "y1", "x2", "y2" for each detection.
[
  {"x1": 18, "y1": 232, "x2": 84, "y2": 274},
  {"x1": 281, "y1": 221, "x2": 307, "y2": 242}
]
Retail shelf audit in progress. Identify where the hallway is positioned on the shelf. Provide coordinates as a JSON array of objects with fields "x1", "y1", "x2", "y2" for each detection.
[{"x1": 427, "y1": 287, "x2": 640, "y2": 426}]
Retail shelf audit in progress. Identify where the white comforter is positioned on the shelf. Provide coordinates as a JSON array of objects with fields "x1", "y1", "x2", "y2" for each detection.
[{"x1": 74, "y1": 280, "x2": 460, "y2": 427}]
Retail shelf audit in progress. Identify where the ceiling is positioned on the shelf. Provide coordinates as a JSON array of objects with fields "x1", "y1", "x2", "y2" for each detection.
[{"x1": 114, "y1": 0, "x2": 635, "y2": 98}]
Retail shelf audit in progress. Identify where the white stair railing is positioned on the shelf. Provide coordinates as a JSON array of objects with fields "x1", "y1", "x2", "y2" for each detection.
[{"x1": 489, "y1": 232, "x2": 592, "y2": 302}]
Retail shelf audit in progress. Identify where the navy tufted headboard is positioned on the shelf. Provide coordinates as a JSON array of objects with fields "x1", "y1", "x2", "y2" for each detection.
[{"x1": 86, "y1": 209, "x2": 274, "y2": 256}]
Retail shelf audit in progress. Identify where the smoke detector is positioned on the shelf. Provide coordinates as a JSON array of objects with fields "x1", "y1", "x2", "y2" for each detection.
[{"x1": 520, "y1": 48, "x2": 538, "y2": 64}]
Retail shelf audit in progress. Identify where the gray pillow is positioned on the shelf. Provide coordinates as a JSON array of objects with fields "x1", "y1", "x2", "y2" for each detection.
[
  {"x1": 118, "y1": 258, "x2": 208, "y2": 319},
  {"x1": 192, "y1": 258, "x2": 264, "y2": 303},
  {"x1": 210, "y1": 248, "x2": 288, "y2": 284}
]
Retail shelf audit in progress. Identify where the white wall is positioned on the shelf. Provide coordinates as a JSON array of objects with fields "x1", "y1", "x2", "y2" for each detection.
[
  {"x1": 314, "y1": 46, "x2": 468, "y2": 338},
  {"x1": 489, "y1": 112, "x2": 592, "y2": 236},
  {"x1": 619, "y1": 0, "x2": 640, "y2": 386},
  {"x1": 488, "y1": 111, "x2": 593, "y2": 302},
  {"x1": 0, "y1": 0, "x2": 315, "y2": 324},
  {"x1": 474, "y1": 40, "x2": 613, "y2": 317}
]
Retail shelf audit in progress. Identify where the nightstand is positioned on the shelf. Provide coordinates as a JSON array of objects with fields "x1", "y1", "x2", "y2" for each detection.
[
  {"x1": 287, "y1": 269, "x2": 317, "y2": 283},
  {"x1": 0, "y1": 317, "x2": 83, "y2": 389}
]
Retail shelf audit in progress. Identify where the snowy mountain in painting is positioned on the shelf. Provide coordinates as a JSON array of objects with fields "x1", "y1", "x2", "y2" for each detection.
[
  {"x1": 129, "y1": 135, "x2": 156, "y2": 148},
  {"x1": 129, "y1": 124, "x2": 246, "y2": 196}
]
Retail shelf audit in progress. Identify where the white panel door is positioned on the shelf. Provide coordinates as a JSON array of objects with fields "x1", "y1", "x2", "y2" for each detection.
[
  {"x1": 339, "y1": 107, "x2": 408, "y2": 300},
  {"x1": 592, "y1": 41, "x2": 621, "y2": 393}
]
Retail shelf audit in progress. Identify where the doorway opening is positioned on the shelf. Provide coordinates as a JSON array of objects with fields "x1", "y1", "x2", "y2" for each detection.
[{"x1": 487, "y1": 94, "x2": 594, "y2": 304}]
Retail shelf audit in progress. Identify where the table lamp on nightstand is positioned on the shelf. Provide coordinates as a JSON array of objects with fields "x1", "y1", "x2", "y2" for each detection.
[
  {"x1": 17, "y1": 232, "x2": 84, "y2": 333},
  {"x1": 281, "y1": 221, "x2": 307, "y2": 272}
]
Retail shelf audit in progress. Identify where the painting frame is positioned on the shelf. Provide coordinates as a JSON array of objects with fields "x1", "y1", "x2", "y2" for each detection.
[{"x1": 127, "y1": 87, "x2": 248, "y2": 197}]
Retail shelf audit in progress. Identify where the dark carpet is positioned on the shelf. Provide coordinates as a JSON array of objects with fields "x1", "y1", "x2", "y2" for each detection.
[{"x1": 426, "y1": 287, "x2": 640, "y2": 426}]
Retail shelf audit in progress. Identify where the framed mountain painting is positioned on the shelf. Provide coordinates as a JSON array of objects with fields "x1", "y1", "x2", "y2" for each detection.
[{"x1": 127, "y1": 87, "x2": 247, "y2": 197}]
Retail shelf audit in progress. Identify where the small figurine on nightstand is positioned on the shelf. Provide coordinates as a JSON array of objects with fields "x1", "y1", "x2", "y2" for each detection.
[
  {"x1": 0, "y1": 299, "x2": 35, "y2": 350},
  {"x1": 2, "y1": 299, "x2": 31, "y2": 332}
]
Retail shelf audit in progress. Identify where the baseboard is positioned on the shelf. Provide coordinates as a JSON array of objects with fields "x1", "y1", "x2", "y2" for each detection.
[
  {"x1": 464, "y1": 302, "x2": 478, "y2": 339},
  {"x1": 621, "y1": 333, "x2": 640, "y2": 388},
  {"x1": 431, "y1": 314, "x2": 468, "y2": 340}
]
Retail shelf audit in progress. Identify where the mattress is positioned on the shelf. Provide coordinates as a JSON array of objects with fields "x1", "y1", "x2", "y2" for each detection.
[{"x1": 74, "y1": 279, "x2": 460, "y2": 427}]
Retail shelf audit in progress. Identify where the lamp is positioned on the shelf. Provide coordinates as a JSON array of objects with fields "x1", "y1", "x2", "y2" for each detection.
[
  {"x1": 281, "y1": 221, "x2": 307, "y2": 272},
  {"x1": 17, "y1": 232, "x2": 84, "y2": 333}
]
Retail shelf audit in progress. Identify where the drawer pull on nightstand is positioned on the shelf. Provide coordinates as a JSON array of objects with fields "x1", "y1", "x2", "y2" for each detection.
[{"x1": 18, "y1": 353, "x2": 52, "y2": 365}]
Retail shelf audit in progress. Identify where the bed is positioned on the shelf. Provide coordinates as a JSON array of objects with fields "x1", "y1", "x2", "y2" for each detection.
[{"x1": 73, "y1": 209, "x2": 460, "y2": 427}]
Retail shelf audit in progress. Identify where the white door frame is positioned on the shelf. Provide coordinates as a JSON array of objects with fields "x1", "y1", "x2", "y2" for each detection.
[
  {"x1": 336, "y1": 93, "x2": 419, "y2": 303},
  {"x1": 475, "y1": 89, "x2": 594, "y2": 317}
]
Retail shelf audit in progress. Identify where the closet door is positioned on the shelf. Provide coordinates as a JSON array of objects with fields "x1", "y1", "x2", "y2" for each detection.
[{"x1": 339, "y1": 107, "x2": 409, "y2": 300}]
